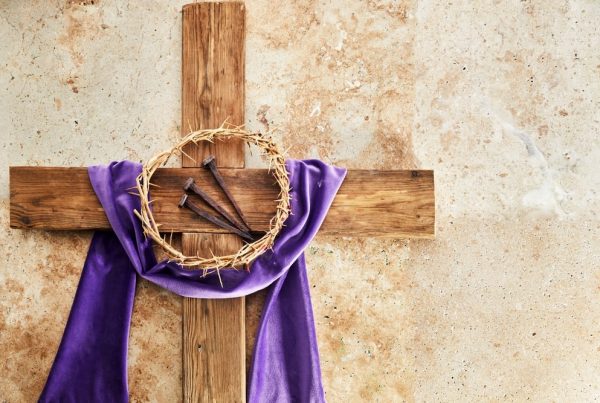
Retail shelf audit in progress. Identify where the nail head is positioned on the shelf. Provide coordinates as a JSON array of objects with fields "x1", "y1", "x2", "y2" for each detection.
[
  {"x1": 178, "y1": 194, "x2": 188, "y2": 208},
  {"x1": 183, "y1": 177, "x2": 194, "y2": 191},
  {"x1": 202, "y1": 155, "x2": 215, "y2": 167}
]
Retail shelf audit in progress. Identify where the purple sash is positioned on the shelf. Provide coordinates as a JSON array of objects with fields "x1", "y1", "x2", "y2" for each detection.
[{"x1": 39, "y1": 159, "x2": 346, "y2": 403}]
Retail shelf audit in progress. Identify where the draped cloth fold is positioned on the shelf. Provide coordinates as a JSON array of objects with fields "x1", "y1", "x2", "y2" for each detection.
[{"x1": 39, "y1": 159, "x2": 346, "y2": 403}]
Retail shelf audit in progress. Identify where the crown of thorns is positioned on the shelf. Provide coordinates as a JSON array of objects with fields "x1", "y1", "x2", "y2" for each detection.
[{"x1": 134, "y1": 124, "x2": 290, "y2": 271}]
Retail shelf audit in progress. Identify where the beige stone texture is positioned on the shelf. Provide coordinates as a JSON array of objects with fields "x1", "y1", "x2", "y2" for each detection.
[{"x1": 1, "y1": 0, "x2": 599, "y2": 401}]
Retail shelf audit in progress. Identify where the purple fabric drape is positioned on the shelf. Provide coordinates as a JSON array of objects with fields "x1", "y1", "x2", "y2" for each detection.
[{"x1": 39, "y1": 159, "x2": 346, "y2": 403}]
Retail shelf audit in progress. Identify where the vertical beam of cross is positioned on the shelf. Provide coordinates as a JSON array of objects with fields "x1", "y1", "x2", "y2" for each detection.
[{"x1": 181, "y1": 3, "x2": 246, "y2": 402}]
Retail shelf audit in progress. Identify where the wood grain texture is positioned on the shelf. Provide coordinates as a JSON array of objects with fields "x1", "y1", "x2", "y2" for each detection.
[
  {"x1": 9, "y1": 167, "x2": 435, "y2": 238},
  {"x1": 181, "y1": 3, "x2": 246, "y2": 402},
  {"x1": 182, "y1": 2, "x2": 245, "y2": 168},
  {"x1": 182, "y1": 234, "x2": 245, "y2": 403}
]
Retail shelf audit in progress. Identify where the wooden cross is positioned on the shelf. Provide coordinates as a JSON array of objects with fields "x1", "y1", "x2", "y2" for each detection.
[{"x1": 9, "y1": 3, "x2": 434, "y2": 402}]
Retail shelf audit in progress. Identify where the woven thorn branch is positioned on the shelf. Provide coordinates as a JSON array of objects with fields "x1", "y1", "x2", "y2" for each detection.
[{"x1": 133, "y1": 123, "x2": 290, "y2": 270}]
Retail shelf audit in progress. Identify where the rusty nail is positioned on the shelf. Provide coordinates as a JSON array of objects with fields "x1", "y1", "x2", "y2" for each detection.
[
  {"x1": 183, "y1": 177, "x2": 249, "y2": 233},
  {"x1": 202, "y1": 155, "x2": 251, "y2": 231},
  {"x1": 178, "y1": 194, "x2": 254, "y2": 242}
]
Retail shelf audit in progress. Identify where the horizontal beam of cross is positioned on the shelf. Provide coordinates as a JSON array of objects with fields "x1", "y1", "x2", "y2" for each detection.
[{"x1": 9, "y1": 166, "x2": 434, "y2": 238}]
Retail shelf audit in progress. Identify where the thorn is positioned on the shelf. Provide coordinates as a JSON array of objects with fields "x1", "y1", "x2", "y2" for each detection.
[{"x1": 180, "y1": 148, "x2": 196, "y2": 163}]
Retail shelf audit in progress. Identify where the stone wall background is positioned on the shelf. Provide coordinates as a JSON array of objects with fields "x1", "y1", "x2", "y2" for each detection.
[{"x1": 1, "y1": 0, "x2": 599, "y2": 401}]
